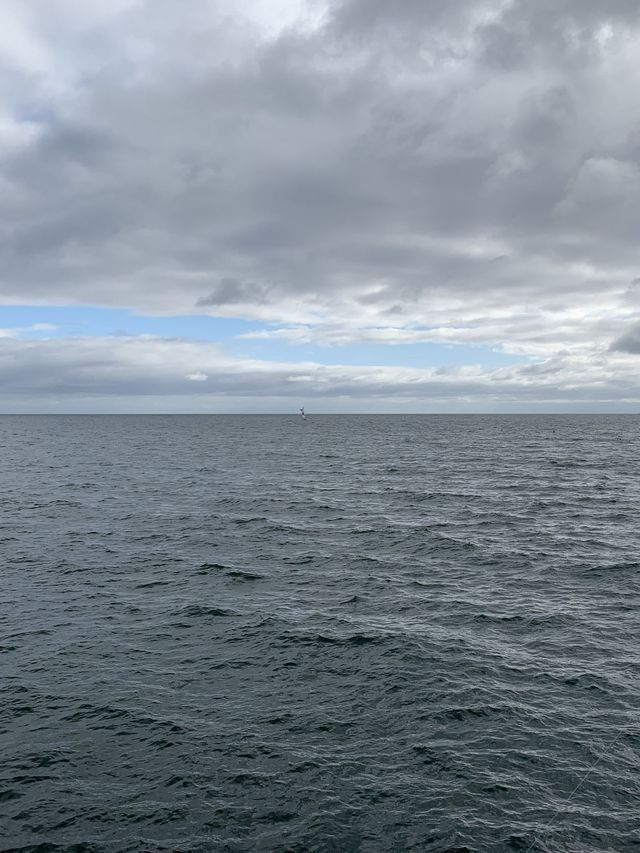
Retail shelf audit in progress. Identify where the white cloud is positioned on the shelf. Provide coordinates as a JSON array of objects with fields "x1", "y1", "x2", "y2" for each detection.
[{"x1": 0, "y1": 323, "x2": 57, "y2": 338}]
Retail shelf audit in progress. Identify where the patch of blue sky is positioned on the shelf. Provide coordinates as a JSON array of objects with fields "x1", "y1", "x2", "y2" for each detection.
[
  {"x1": 240, "y1": 338, "x2": 527, "y2": 368},
  {"x1": 0, "y1": 305, "x2": 528, "y2": 368},
  {"x1": 0, "y1": 305, "x2": 253, "y2": 344}
]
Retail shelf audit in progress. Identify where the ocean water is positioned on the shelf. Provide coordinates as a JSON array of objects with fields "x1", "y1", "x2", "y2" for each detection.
[{"x1": 1, "y1": 414, "x2": 640, "y2": 853}]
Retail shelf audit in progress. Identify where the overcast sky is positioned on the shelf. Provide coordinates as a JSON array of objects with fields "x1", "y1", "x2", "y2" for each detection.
[{"x1": 2, "y1": 0, "x2": 640, "y2": 412}]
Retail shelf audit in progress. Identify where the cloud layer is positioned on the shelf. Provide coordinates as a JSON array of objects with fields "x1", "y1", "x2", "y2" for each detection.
[
  {"x1": 1, "y1": 0, "x2": 640, "y2": 408},
  {"x1": 2, "y1": 334, "x2": 640, "y2": 413}
]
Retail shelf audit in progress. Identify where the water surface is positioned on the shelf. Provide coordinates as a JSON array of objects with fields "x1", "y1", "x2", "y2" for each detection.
[{"x1": 2, "y1": 415, "x2": 639, "y2": 852}]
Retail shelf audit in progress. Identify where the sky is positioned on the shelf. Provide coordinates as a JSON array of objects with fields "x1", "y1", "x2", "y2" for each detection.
[{"x1": 1, "y1": 0, "x2": 640, "y2": 412}]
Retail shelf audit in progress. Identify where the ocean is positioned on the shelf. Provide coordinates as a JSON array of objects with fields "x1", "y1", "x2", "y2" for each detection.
[{"x1": 1, "y1": 414, "x2": 639, "y2": 852}]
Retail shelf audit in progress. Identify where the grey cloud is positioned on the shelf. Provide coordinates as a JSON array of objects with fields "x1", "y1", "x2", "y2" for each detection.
[
  {"x1": 196, "y1": 277, "x2": 271, "y2": 307},
  {"x1": 328, "y1": 0, "x2": 480, "y2": 42},
  {"x1": 330, "y1": 0, "x2": 640, "y2": 70},
  {"x1": 610, "y1": 324, "x2": 640, "y2": 354},
  {"x1": 477, "y1": 23, "x2": 529, "y2": 70},
  {"x1": 476, "y1": 0, "x2": 640, "y2": 67}
]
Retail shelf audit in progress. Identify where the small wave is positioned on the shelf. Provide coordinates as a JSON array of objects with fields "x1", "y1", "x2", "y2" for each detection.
[
  {"x1": 280, "y1": 630, "x2": 385, "y2": 647},
  {"x1": 282, "y1": 554, "x2": 317, "y2": 565},
  {"x1": 227, "y1": 570, "x2": 264, "y2": 581},
  {"x1": 174, "y1": 604, "x2": 236, "y2": 618},
  {"x1": 0, "y1": 788, "x2": 22, "y2": 802},
  {"x1": 195, "y1": 561, "x2": 232, "y2": 573},
  {"x1": 580, "y1": 560, "x2": 640, "y2": 574},
  {"x1": 472, "y1": 611, "x2": 576, "y2": 628},
  {"x1": 432, "y1": 704, "x2": 508, "y2": 722}
]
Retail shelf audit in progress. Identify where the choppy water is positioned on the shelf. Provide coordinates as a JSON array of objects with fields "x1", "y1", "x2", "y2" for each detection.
[{"x1": 2, "y1": 415, "x2": 640, "y2": 852}]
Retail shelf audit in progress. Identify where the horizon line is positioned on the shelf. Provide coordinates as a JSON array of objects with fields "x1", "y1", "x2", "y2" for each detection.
[{"x1": 1, "y1": 412, "x2": 638, "y2": 417}]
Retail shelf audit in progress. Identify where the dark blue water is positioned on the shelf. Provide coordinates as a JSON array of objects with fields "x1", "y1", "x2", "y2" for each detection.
[{"x1": 2, "y1": 415, "x2": 640, "y2": 852}]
